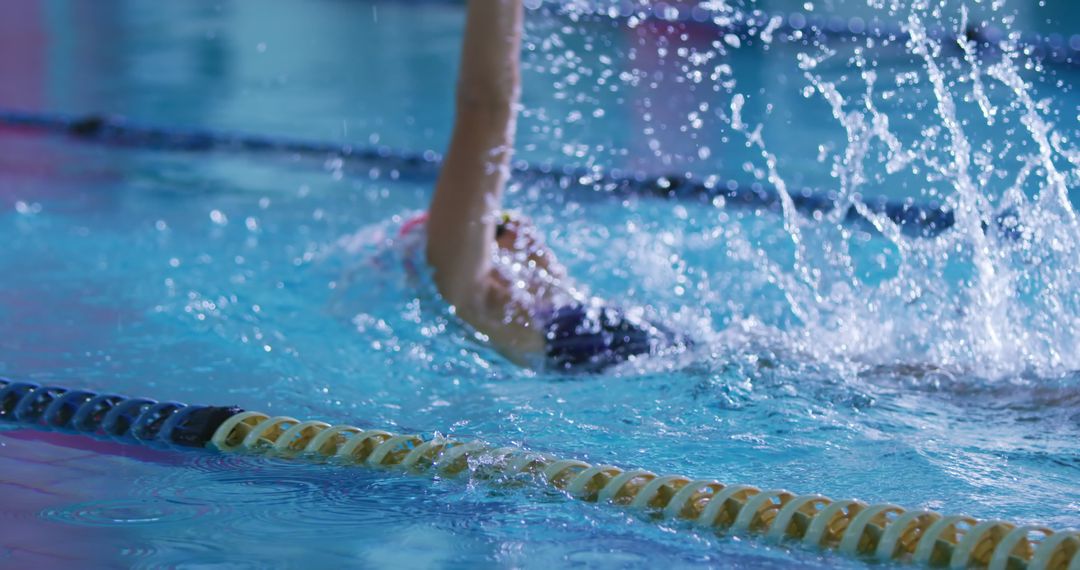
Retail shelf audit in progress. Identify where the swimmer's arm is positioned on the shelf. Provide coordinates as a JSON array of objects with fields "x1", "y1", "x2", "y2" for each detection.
[{"x1": 427, "y1": 0, "x2": 523, "y2": 310}]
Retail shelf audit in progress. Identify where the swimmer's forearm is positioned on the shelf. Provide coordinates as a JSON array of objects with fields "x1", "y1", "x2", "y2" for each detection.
[
  {"x1": 426, "y1": 0, "x2": 524, "y2": 308},
  {"x1": 456, "y1": 0, "x2": 523, "y2": 110}
]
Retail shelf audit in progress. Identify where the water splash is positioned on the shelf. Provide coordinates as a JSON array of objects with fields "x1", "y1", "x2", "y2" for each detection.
[
  {"x1": 523, "y1": 0, "x2": 1080, "y2": 380},
  {"x1": 729, "y1": 1, "x2": 1076, "y2": 378}
]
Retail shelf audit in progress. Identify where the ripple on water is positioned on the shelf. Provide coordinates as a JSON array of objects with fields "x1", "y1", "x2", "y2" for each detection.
[
  {"x1": 141, "y1": 459, "x2": 466, "y2": 538},
  {"x1": 41, "y1": 497, "x2": 214, "y2": 527},
  {"x1": 113, "y1": 461, "x2": 512, "y2": 566},
  {"x1": 184, "y1": 451, "x2": 274, "y2": 473},
  {"x1": 126, "y1": 538, "x2": 291, "y2": 570}
]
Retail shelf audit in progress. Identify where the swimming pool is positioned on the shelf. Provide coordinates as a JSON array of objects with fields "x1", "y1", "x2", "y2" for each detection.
[{"x1": 1, "y1": 1, "x2": 1078, "y2": 568}]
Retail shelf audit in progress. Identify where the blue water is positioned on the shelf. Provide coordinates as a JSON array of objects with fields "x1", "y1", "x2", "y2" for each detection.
[{"x1": 1, "y1": 1, "x2": 1079, "y2": 568}]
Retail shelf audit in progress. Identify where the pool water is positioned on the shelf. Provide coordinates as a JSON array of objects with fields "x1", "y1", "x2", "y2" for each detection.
[{"x1": 1, "y1": 1, "x2": 1079, "y2": 568}]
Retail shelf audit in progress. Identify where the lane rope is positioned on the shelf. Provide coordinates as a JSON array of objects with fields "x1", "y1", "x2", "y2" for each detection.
[
  {"x1": 0, "y1": 108, "x2": 958, "y2": 237},
  {"x1": 2, "y1": 378, "x2": 1077, "y2": 569}
]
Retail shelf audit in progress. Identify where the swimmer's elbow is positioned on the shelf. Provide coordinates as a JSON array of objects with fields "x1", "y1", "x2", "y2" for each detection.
[
  {"x1": 425, "y1": 246, "x2": 489, "y2": 314},
  {"x1": 436, "y1": 276, "x2": 493, "y2": 324}
]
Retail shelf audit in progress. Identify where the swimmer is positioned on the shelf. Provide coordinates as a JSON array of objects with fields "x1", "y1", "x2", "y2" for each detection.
[{"x1": 420, "y1": 0, "x2": 690, "y2": 372}]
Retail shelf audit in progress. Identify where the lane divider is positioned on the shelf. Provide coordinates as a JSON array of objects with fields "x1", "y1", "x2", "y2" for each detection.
[
  {"x1": 0, "y1": 379, "x2": 239, "y2": 449},
  {"x1": 1, "y1": 379, "x2": 1076, "y2": 568},
  {"x1": 0, "y1": 108, "x2": 956, "y2": 237}
]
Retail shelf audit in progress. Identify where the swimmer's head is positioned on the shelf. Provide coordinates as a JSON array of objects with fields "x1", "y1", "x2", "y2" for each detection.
[
  {"x1": 494, "y1": 211, "x2": 533, "y2": 252},
  {"x1": 493, "y1": 211, "x2": 566, "y2": 279}
]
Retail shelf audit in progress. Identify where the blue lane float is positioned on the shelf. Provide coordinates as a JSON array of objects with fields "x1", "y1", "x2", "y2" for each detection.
[{"x1": 0, "y1": 379, "x2": 240, "y2": 448}]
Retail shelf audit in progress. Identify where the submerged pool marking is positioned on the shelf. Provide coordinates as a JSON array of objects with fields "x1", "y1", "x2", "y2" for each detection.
[
  {"x1": 2, "y1": 379, "x2": 1077, "y2": 569},
  {"x1": 0, "y1": 108, "x2": 957, "y2": 237}
]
